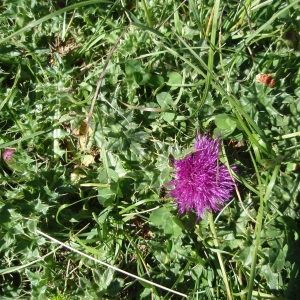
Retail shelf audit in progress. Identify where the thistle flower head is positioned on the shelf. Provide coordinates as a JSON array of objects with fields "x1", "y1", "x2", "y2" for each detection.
[
  {"x1": 168, "y1": 133, "x2": 236, "y2": 219},
  {"x1": 2, "y1": 148, "x2": 15, "y2": 162}
]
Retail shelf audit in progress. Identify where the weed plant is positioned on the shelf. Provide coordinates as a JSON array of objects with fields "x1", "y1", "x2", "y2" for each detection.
[{"x1": 0, "y1": 0, "x2": 299, "y2": 299}]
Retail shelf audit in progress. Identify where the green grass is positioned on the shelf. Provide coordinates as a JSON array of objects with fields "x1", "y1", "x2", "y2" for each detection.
[{"x1": 0, "y1": 0, "x2": 299, "y2": 299}]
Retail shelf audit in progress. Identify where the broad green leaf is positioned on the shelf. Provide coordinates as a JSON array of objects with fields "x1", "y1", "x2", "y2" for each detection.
[
  {"x1": 156, "y1": 92, "x2": 173, "y2": 109},
  {"x1": 214, "y1": 113, "x2": 237, "y2": 137},
  {"x1": 149, "y1": 206, "x2": 182, "y2": 238},
  {"x1": 167, "y1": 72, "x2": 182, "y2": 88}
]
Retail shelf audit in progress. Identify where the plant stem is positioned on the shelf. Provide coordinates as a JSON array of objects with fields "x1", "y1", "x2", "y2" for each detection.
[
  {"x1": 141, "y1": 0, "x2": 153, "y2": 27},
  {"x1": 208, "y1": 213, "x2": 233, "y2": 300},
  {"x1": 246, "y1": 161, "x2": 280, "y2": 300}
]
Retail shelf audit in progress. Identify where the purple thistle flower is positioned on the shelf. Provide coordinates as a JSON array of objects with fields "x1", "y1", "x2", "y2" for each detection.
[
  {"x1": 168, "y1": 133, "x2": 236, "y2": 219},
  {"x1": 2, "y1": 148, "x2": 16, "y2": 162}
]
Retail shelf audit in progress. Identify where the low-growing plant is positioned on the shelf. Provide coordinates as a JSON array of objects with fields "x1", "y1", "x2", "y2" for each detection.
[{"x1": 0, "y1": 0, "x2": 299, "y2": 299}]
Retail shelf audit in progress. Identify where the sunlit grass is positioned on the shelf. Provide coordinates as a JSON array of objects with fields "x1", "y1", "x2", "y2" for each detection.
[{"x1": 0, "y1": 0, "x2": 299, "y2": 299}]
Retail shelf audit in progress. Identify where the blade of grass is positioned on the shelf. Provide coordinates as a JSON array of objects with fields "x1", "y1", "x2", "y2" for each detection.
[
  {"x1": 0, "y1": 0, "x2": 112, "y2": 45},
  {"x1": 208, "y1": 212, "x2": 233, "y2": 300},
  {"x1": 0, "y1": 67, "x2": 21, "y2": 110},
  {"x1": 80, "y1": 0, "x2": 121, "y2": 54},
  {"x1": 141, "y1": 0, "x2": 153, "y2": 27},
  {"x1": 85, "y1": 27, "x2": 128, "y2": 148},
  {"x1": 36, "y1": 229, "x2": 188, "y2": 298},
  {"x1": 0, "y1": 224, "x2": 89, "y2": 276},
  {"x1": 243, "y1": 1, "x2": 300, "y2": 46},
  {"x1": 201, "y1": 0, "x2": 220, "y2": 108},
  {"x1": 246, "y1": 151, "x2": 280, "y2": 300},
  {"x1": 230, "y1": 0, "x2": 252, "y2": 31},
  {"x1": 162, "y1": 36, "x2": 272, "y2": 158},
  {"x1": 0, "y1": 129, "x2": 52, "y2": 149}
]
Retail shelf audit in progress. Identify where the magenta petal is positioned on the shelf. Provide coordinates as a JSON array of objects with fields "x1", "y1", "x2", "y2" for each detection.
[
  {"x1": 2, "y1": 148, "x2": 16, "y2": 161},
  {"x1": 167, "y1": 133, "x2": 236, "y2": 219}
]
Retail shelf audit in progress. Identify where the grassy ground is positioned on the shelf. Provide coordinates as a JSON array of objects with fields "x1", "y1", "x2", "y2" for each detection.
[{"x1": 0, "y1": 0, "x2": 299, "y2": 299}]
